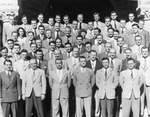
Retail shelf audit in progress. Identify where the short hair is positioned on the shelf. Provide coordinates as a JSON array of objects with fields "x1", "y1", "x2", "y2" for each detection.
[
  {"x1": 36, "y1": 38, "x2": 42, "y2": 42},
  {"x1": 79, "y1": 29, "x2": 87, "y2": 35},
  {"x1": 129, "y1": 13, "x2": 134, "y2": 16},
  {"x1": 90, "y1": 50, "x2": 97, "y2": 54},
  {"x1": 79, "y1": 56, "x2": 86, "y2": 61},
  {"x1": 102, "y1": 57, "x2": 109, "y2": 62},
  {"x1": 97, "y1": 34, "x2": 103, "y2": 38},
  {"x1": 63, "y1": 15, "x2": 69, "y2": 19},
  {"x1": 135, "y1": 35, "x2": 142, "y2": 40},
  {"x1": 4, "y1": 59, "x2": 12, "y2": 65},
  {"x1": 111, "y1": 11, "x2": 117, "y2": 14},
  {"x1": 27, "y1": 31, "x2": 34, "y2": 35},
  {"x1": 49, "y1": 41, "x2": 56, "y2": 45},
  {"x1": 22, "y1": 15, "x2": 27, "y2": 19},
  {"x1": 138, "y1": 19, "x2": 144, "y2": 23},
  {"x1": 30, "y1": 58, "x2": 37, "y2": 63},
  {"x1": 38, "y1": 25, "x2": 45, "y2": 30},
  {"x1": 76, "y1": 35, "x2": 83, "y2": 40},
  {"x1": 127, "y1": 58, "x2": 135, "y2": 63},
  {"x1": 7, "y1": 39, "x2": 14, "y2": 43},
  {"x1": 94, "y1": 28, "x2": 101, "y2": 33},
  {"x1": 93, "y1": 12, "x2": 99, "y2": 16},
  {"x1": 141, "y1": 46, "x2": 148, "y2": 51},
  {"x1": 35, "y1": 49, "x2": 43, "y2": 54},
  {"x1": 65, "y1": 26, "x2": 71, "y2": 30},
  {"x1": 132, "y1": 23, "x2": 139, "y2": 28},
  {"x1": 30, "y1": 42, "x2": 37, "y2": 47},
  {"x1": 105, "y1": 16, "x2": 111, "y2": 21},
  {"x1": 45, "y1": 29, "x2": 52, "y2": 33},
  {"x1": 125, "y1": 48, "x2": 132, "y2": 52},
  {"x1": 1, "y1": 47, "x2": 8, "y2": 52},
  {"x1": 38, "y1": 13, "x2": 44, "y2": 17},
  {"x1": 107, "y1": 27, "x2": 114, "y2": 32},
  {"x1": 85, "y1": 41, "x2": 92, "y2": 46},
  {"x1": 55, "y1": 58, "x2": 63, "y2": 63},
  {"x1": 120, "y1": 18, "x2": 126, "y2": 22},
  {"x1": 56, "y1": 38, "x2": 62, "y2": 43},
  {"x1": 65, "y1": 42, "x2": 72, "y2": 47},
  {"x1": 31, "y1": 19, "x2": 37, "y2": 23},
  {"x1": 11, "y1": 31, "x2": 17, "y2": 35},
  {"x1": 21, "y1": 49, "x2": 28, "y2": 54},
  {"x1": 114, "y1": 30, "x2": 119, "y2": 33},
  {"x1": 118, "y1": 36, "x2": 124, "y2": 41},
  {"x1": 13, "y1": 43, "x2": 21, "y2": 48}
]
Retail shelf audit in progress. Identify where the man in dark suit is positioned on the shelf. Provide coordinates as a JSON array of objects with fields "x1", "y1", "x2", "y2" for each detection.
[
  {"x1": 0, "y1": 59, "x2": 21, "y2": 117},
  {"x1": 28, "y1": 43, "x2": 37, "y2": 60},
  {"x1": 86, "y1": 50, "x2": 103, "y2": 117},
  {"x1": 35, "y1": 25, "x2": 47, "y2": 41},
  {"x1": 121, "y1": 48, "x2": 140, "y2": 71}
]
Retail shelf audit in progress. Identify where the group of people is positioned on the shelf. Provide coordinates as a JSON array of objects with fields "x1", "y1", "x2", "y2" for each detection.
[{"x1": 0, "y1": 10, "x2": 150, "y2": 117}]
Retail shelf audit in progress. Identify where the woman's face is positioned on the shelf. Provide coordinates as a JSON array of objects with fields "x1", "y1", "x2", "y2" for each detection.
[{"x1": 19, "y1": 29, "x2": 24, "y2": 36}]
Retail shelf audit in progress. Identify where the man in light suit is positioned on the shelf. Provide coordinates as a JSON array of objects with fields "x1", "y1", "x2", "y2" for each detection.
[
  {"x1": 11, "y1": 43, "x2": 21, "y2": 63},
  {"x1": 73, "y1": 56, "x2": 95, "y2": 117},
  {"x1": 86, "y1": 21, "x2": 94, "y2": 40},
  {"x1": 96, "y1": 57, "x2": 118, "y2": 117},
  {"x1": 119, "y1": 19, "x2": 129, "y2": 38},
  {"x1": 126, "y1": 13, "x2": 137, "y2": 30},
  {"x1": 110, "y1": 11, "x2": 120, "y2": 30},
  {"x1": 93, "y1": 13, "x2": 105, "y2": 30},
  {"x1": 62, "y1": 15, "x2": 72, "y2": 31},
  {"x1": 27, "y1": 43, "x2": 37, "y2": 60},
  {"x1": 30, "y1": 19, "x2": 39, "y2": 37},
  {"x1": 86, "y1": 50, "x2": 103, "y2": 117},
  {"x1": 139, "y1": 47, "x2": 150, "y2": 117},
  {"x1": 49, "y1": 58, "x2": 71, "y2": 117},
  {"x1": 22, "y1": 58, "x2": 46, "y2": 117},
  {"x1": 3, "y1": 15, "x2": 18, "y2": 46},
  {"x1": 71, "y1": 20, "x2": 79, "y2": 37},
  {"x1": 77, "y1": 14, "x2": 88, "y2": 30},
  {"x1": 62, "y1": 42, "x2": 73, "y2": 60},
  {"x1": 119, "y1": 58, "x2": 144, "y2": 117},
  {"x1": 0, "y1": 59, "x2": 21, "y2": 117},
  {"x1": 37, "y1": 13, "x2": 48, "y2": 28}
]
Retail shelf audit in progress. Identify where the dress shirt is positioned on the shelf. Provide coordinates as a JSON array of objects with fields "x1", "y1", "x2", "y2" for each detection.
[
  {"x1": 80, "y1": 67, "x2": 86, "y2": 73},
  {"x1": 57, "y1": 69, "x2": 63, "y2": 82},
  {"x1": 90, "y1": 60, "x2": 96, "y2": 71}
]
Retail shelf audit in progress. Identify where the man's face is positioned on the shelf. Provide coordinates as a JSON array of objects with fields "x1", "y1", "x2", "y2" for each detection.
[
  {"x1": 88, "y1": 22, "x2": 94, "y2": 30},
  {"x1": 114, "y1": 31, "x2": 119, "y2": 40},
  {"x1": 122, "y1": 44, "x2": 128, "y2": 53},
  {"x1": 56, "y1": 60, "x2": 63, "y2": 69},
  {"x1": 94, "y1": 29, "x2": 99, "y2": 36},
  {"x1": 65, "y1": 44, "x2": 72, "y2": 53},
  {"x1": 31, "y1": 44, "x2": 37, "y2": 52},
  {"x1": 80, "y1": 58, "x2": 86, "y2": 67},
  {"x1": 7, "y1": 41, "x2": 14, "y2": 49},
  {"x1": 85, "y1": 44, "x2": 92, "y2": 52},
  {"x1": 73, "y1": 48, "x2": 79, "y2": 58},
  {"x1": 30, "y1": 59, "x2": 37, "y2": 70},
  {"x1": 129, "y1": 14, "x2": 134, "y2": 21},
  {"x1": 97, "y1": 35, "x2": 103, "y2": 44},
  {"x1": 56, "y1": 39, "x2": 62, "y2": 48},
  {"x1": 77, "y1": 15, "x2": 83, "y2": 22},
  {"x1": 31, "y1": 20, "x2": 37, "y2": 29},
  {"x1": 132, "y1": 26, "x2": 138, "y2": 34},
  {"x1": 127, "y1": 60, "x2": 135, "y2": 70},
  {"x1": 111, "y1": 13, "x2": 117, "y2": 20},
  {"x1": 36, "y1": 40, "x2": 42, "y2": 48},
  {"x1": 105, "y1": 18, "x2": 111, "y2": 26},
  {"x1": 46, "y1": 30, "x2": 52, "y2": 38},
  {"x1": 94, "y1": 14, "x2": 100, "y2": 21},
  {"x1": 38, "y1": 15, "x2": 44, "y2": 23},
  {"x1": 9, "y1": 16, "x2": 15, "y2": 25},
  {"x1": 105, "y1": 43, "x2": 111, "y2": 53},
  {"x1": 55, "y1": 16, "x2": 61, "y2": 23},
  {"x1": 1, "y1": 49, "x2": 8, "y2": 58},
  {"x1": 54, "y1": 50, "x2": 61, "y2": 59},
  {"x1": 102, "y1": 59, "x2": 109, "y2": 69},
  {"x1": 63, "y1": 16, "x2": 69, "y2": 24},
  {"x1": 13, "y1": 46, "x2": 20, "y2": 54},
  {"x1": 125, "y1": 50, "x2": 132, "y2": 58},
  {"x1": 72, "y1": 21, "x2": 78, "y2": 29},
  {"x1": 117, "y1": 38, "x2": 124, "y2": 47},
  {"x1": 27, "y1": 33, "x2": 34, "y2": 40},
  {"x1": 142, "y1": 48, "x2": 149, "y2": 58},
  {"x1": 54, "y1": 23, "x2": 60, "y2": 31},
  {"x1": 4, "y1": 61, "x2": 12, "y2": 71},
  {"x1": 120, "y1": 20, "x2": 126, "y2": 28},
  {"x1": 39, "y1": 27, "x2": 45, "y2": 34},
  {"x1": 22, "y1": 17, "x2": 27, "y2": 25},
  {"x1": 21, "y1": 52, "x2": 28, "y2": 60},
  {"x1": 19, "y1": 29, "x2": 24, "y2": 36},
  {"x1": 48, "y1": 18, "x2": 54, "y2": 26},
  {"x1": 12, "y1": 33, "x2": 18, "y2": 41},
  {"x1": 108, "y1": 29, "x2": 114, "y2": 37},
  {"x1": 90, "y1": 52, "x2": 97, "y2": 61},
  {"x1": 36, "y1": 51, "x2": 43, "y2": 60},
  {"x1": 139, "y1": 21, "x2": 144, "y2": 29},
  {"x1": 109, "y1": 49, "x2": 116, "y2": 59},
  {"x1": 49, "y1": 43, "x2": 56, "y2": 51},
  {"x1": 135, "y1": 37, "x2": 142, "y2": 46},
  {"x1": 65, "y1": 28, "x2": 71, "y2": 36},
  {"x1": 76, "y1": 37, "x2": 83, "y2": 45},
  {"x1": 80, "y1": 32, "x2": 86, "y2": 38}
]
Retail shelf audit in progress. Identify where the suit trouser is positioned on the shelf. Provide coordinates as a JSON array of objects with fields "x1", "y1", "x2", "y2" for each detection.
[
  {"x1": 25, "y1": 91, "x2": 44, "y2": 117},
  {"x1": 52, "y1": 97, "x2": 69, "y2": 117},
  {"x1": 122, "y1": 93, "x2": 140, "y2": 117},
  {"x1": 100, "y1": 97, "x2": 114, "y2": 117},
  {"x1": 94, "y1": 90, "x2": 100, "y2": 116},
  {"x1": 1, "y1": 101, "x2": 18, "y2": 117},
  {"x1": 76, "y1": 96, "x2": 92, "y2": 117}
]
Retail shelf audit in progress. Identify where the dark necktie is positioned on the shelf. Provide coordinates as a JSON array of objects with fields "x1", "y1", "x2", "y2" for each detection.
[
  {"x1": 56, "y1": 31, "x2": 59, "y2": 39},
  {"x1": 96, "y1": 21, "x2": 98, "y2": 27},
  {"x1": 131, "y1": 70, "x2": 133, "y2": 79},
  {"x1": 79, "y1": 22, "x2": 82, "y2": 30},
  {"x1": 105, "y1": 69, "x2": 107, "y2": 80},
  {"x1": 114, "y1": 21, "x2": 117, "y2": 30},
  {"x1": 34, "y1": 28, "x2": 37, "y2": 37},
  {"x1": 121, "y1": 28, "x2": 124, "y2": 34},
  {"x1": 119, "y1": 46, "x2": 122, "y2": 54}
]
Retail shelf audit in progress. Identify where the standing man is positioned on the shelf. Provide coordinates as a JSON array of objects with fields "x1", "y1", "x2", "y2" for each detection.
[
  {"x1": 22, "y1": 58, "x2": 46, "y2": 117},
  {"x1": 119, "y1": 58, "x2": 144, "y2": 117},
  {"x1": 49, "y1": 58, "x2": 71, "y2": 117},
  {"x1": 0, "y1": 59, "x2": 21, "y2": 117},
  {"x1": 77, "y1": 14, "x2": 88, "y2": 30},
  {"x1": 110, "y1": 11, "x2": 120, "y2": 30},
  {"x1": 73, "y1": 56, "x2": 95, "y2": 117},
  {"x1": 96, "y1": 57, "x2": 118, "y2": 117}
]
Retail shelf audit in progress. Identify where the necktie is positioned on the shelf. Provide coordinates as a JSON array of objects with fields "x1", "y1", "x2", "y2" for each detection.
[
  {"x1": 56, "y1": 31, "x2": 59, "y2": 39},
  {"x1": 110, "y1": 59, "x2": 114, "y2": 69},
  {"x1": 91, "y1": 62, "x2": 95, "y2": 71},
  {"x1": 67, "y1": 36, "x2": 70, "y2": 43},
  {"x1": 114, "y1": 21, "x2": 117, "y2": 30},
  {"x1": 34, "y1": 28, "x2": 37, "y2": 37},
  {"x1": 105, "y1": 69, "x2": 107, "y2": 80},
  {"x1": 96, "y1": 21, "x2": 98, "y2": 27},
  {"x1": 138, "y1": 46, "x2": 141, "y2": 55},
  {"x1": 51, "y1": 52, "x2": 54, "y2": 59},
  {"x1": 79, "y1": 22, "x2": 82, "y2": 29},
  {"x1": 143, "y1": 58, "x2": 147, "y2": 70},
  {"x1": 121, "y1": 28, "x2": 124, "y2": 34},
  {"x1": 67, "y1": 53, "x2": 70, "y2": 58},
  {"x1": 131, "y1": 70, "x2": 133, "y2": 79},
  {"x1": 119, "y1": 46, "x2": 122, "y2": 54}
]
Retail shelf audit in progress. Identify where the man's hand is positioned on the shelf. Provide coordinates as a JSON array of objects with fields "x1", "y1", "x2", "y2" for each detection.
[
  {"x1": 41, "y1": 95, "x2": 45, "y2": 100},
  {"x1": 22, "y1": 95, "x2": 25, "y2": 100}
]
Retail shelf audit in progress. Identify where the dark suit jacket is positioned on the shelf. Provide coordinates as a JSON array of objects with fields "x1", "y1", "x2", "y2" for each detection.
[
  {"x1": 86, "y1": 59, "x2": 103, "y2": 74},
  {"x1": 121, "y1": 58, "x2": 140, "y2": 71},
  {"x1": 35, "y1": 34, "x2": 47, "y2": 40},
  {"x1": 27, "y1": 52, "x2": 35, "y2": 60},
  {"x1": 0, "y1": 71, "x2": 21, "y2": 102},
  {"x1": 37, "y1": 59, "x2": 48, "y2": 77}
]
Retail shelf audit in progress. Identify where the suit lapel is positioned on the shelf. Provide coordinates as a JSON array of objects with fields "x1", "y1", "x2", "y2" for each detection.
[
  {"x1": 33, "y1": 69, "x2": 40, "y2": 82},
  {"x1": 53, "y1": 70, "x2": 60, "y2": 83},
  {"x1": 6, "y1": 72, "x2": 15, "y2": 89},
  {"x1": 106, "y1": 68, "x2": 113, "y2": 81}
]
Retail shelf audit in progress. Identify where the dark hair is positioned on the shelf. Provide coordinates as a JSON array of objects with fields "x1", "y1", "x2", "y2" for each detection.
[
  {"x1": 4, "y1": 59, "x2": 12, "y2": 65},
  {"x1": 114, "y1": 30, "x2": 119, "y2": 33},
  {"x1": 76, "y1": 35, "x2": 83, "y2": 40},
  {"x1": 35, "y1": 49, "x2": 43, "y2": 54},
  {"x1": 127, "y1": 58, "x2": 135, "y2": 63},
  {"x1": 13, "y1": 43, "x2": 21, "y2": 49},
  {"x1": 7, "y1": 39, "x2": 14, "y2": 43},
  {"x1": 49, "y1": 41, "x2": 56, "y2": 45},
  {"x1": 1, "y1": 47, "x2": 8, "y2": 52},
  {"x1": 94, "y1": 28, "x2": 101, "y2": 33},
  {"x1": 22, "y1": 15, "x2": 27, "y2": 19},
  {"x1": 17, "y1": 27, "x2": 26, "y2": 37},
  {"x1": 132, "y1": 23, "x2": 139, "y2": 28},
  {"x1": 30, "y1": 42, "x2": 37, "y2": 47},
  {"x1": 79, "y1": 29, "x2": 87, "y2": 35},
  {"x1": 38, "y1": 25, "x2": 45, "y2": 30},
  {"x1": 85, "y1": 42, "x2": 92, "y2": 46},
  {"x1": 90, "y1": 50, "x2": 97, "y2": 55},
  {"x1": 21, "y1": 49, "x2": 28, "y2": 54},
  {"x1": 55, "y1": 58, "x2": 63, "y2": 63},
  {"x1": 65, "y1": 42, "x2": 72, "y2": 47},
  {"x1": 79, "y1": 56, "x2": 86, "y2": 61},
  {"x1": 102, "y1": 57, "x2": 109, "y2": 62}
]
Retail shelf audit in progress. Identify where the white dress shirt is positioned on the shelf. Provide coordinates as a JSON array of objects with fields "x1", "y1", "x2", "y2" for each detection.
[{"x1": 57, "y1": 69, "x2": 63, "y2": 82}]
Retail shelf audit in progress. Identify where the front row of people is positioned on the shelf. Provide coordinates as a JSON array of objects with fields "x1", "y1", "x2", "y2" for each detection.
[{"x1": 0, "y1": 55, "x2": 144, "y2": 117}]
